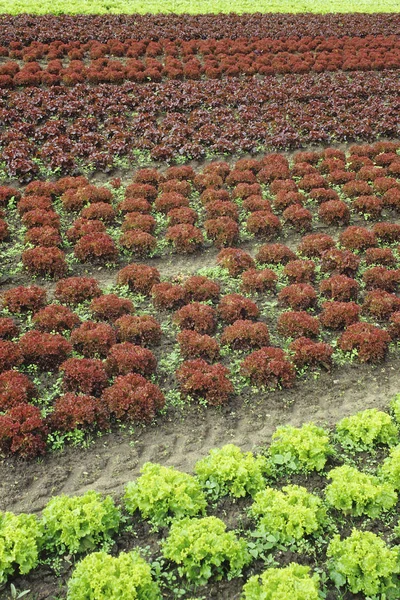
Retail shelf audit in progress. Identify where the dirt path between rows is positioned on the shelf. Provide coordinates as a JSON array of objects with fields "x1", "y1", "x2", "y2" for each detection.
[{"x1": 1, "y1": 355, "x2": 399, "y2": 515}]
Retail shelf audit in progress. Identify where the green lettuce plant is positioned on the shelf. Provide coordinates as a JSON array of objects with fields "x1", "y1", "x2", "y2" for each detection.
[
  {"x1": 268, "y1": 423, "x2": 334, "y2": 473},
  {"x1": 67, "y1": 550, "x2": 160, "y2": 599},
  {"x1": 161, "y1": 516, "x2": 250, "y2": 585},
  {"x1": 249, "y1": 484, "x2": 327, "y2": 544},
  {"x1": 335, "y1": 408, "x2": 398, "y2": 451},
  {"x1": 0, "y1": 511, "x2": 41, "y2": 584},
  {"x1": 325, "y1": 464, "x2": 397, "y2": 517},
  {"x1": 123, "y1": 462, "x2": 207, "y2": 528},
  {"x1": 390, "y1": 394, "x2": 400, "y2": 424},
  {"x1": 327, "y1": 529, "x2": 400, "y2": 596},
  {"x1": 380, "y1": 445, "x2": 400, "y2": 490},
  {"x1": 194, "y1": 444, "x2": 269, "y2": 500},
  {"x1": 41, "y1": 491, "x2": 121, "y2": 555},
  {"x1": 242, "y1": 562, "x2": 321, "y2": 600}
]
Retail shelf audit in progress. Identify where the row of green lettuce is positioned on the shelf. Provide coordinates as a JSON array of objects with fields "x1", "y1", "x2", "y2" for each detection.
[
  {"x1": 2, "y1": 0, "x2": 399, "y2": 14},
  {"x1": 3, "y1": 398, "x2": 400, "y2": 599}
]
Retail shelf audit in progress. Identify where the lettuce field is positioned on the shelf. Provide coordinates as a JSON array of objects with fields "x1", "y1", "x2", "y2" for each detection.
[
  {"x1": 2, "y1": 0, "x2": 399, "y2": 14},
  {"x1": 0, "y1": 7, "x2": 400, "y2": 600}
]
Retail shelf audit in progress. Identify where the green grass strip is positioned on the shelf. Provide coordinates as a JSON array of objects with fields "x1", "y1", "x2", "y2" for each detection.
[{"x1": 1, "y1": 0, "x2": 399, "y2": 15}]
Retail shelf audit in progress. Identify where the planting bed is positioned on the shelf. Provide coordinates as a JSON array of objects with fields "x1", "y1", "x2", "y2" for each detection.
[{"x1": 1, "y1": 10, "x2": 400, "y2": 600}]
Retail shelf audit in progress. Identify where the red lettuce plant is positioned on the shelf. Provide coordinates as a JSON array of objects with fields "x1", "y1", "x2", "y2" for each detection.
[
  {"x1": 246, "y1": 211, "x2": 281, "y2": 238},
  {"x1": 55, "y1": 276, "x2": 102, "y2": 305},
  {"x1": 352, "y1": 195, "x2": 383, "y2": 219},
  {"x1": 0, "y1": 370, "x2": 36, "y2": 411},
  {"x1": 2, "y1": 285, "x2": 47, "y2": 313},
  {"x1": 122, "y1": 212, "x2": 156, "y2": 233},
  {"x1": 220, "y1": 320, "x2": 270, "y2": 350},
  {"x1": 204, "y1": 217, "x2": 239, "y2": 248},
  {"x1": 81, "y1": 202, "x2": 116, "y2": 223},
  {"x1": 241, "y1": 347, "x2": 295, "y2": 388},
  {"x1": 48, "y1": 393, "x2": 110, "y2": 432},
  {"x1": 320, "y1": 248, "x2": 360, "y2": 276},
  {"x1": 282, "y1": 205, "x2": 312, "y2": 232},
  {"x1": 120, "y1": 230, "x2": 157, "y2": 256},
  {"x1": 177, "y1": 330, "x2": 220, "y2": 362},
  {"x1": 115, "y1": 314, "x2": 162, "y2": 346},
  {"x1": 339, "y1": 226, "x2": 376, "y2": 251},
  {"x1": 24, "y1": 226, "x2": 62, "y2": 247},
  {"x1": 155, "y1": 192, "x2": 189, "y2": 214},
  {"x1": 173, "y1": 303, "x2": 217, "y2": 335},
  {"x1": 241, "y1": 268, "x2": 277, "y2": 293},
  {"x1": 256, "y1": 243, "x2": 296, "y2": 265},
  {"x1": 176, "y1": 359, "x2": 233, "y2": 406},
  {"x1": 289, "y1": 337, "x2": 333, "y2": 370},
  {"x1": 277, "y1": 311, "x2": 320, "y2": 338},
  {"x1": 318, "y1": 200, "x2": 350, "y2": 226},
  {"x1": 362, "y1": 267, "x2": 400, "y2": 292},
  {"x1": 106, "y1": 342, "x2": 157, "y2": 376},
  {"x1": 167, "y1": 207, "x2": 197, "y2": 226},
  {"x1": 283, "y1": 259, "x2": 315, "y2": 283},
  {"x1": 298, "y1": 233, "x2": 335, "y2": 258},
  {"x1": 365, "y1": 247, "x2": 396, "y2": 266},
  {"x1": 0, "y1": 403, "x2": 47, "y2": 458},
  {"x1": 278, "y1": 283, "x2": 317, "y2": 310},
  {"x1": 22, "y1": 209, "x2": 60, "y2": 230},
  {"x1": 22, "y1": 247, "x2": 67, "y2": 278},
  {"x1": 74, "y1": 233, "x2": 118, "y2": 263},
  {"x1": 89, "y1": 294, "x2": 134, "y2": 322},
  {"x1": 372, "y1": 222, "x2": 400, "y2": 243},
  {"x1": 319, "y1": 301, "x2": 360, "y2": 329},
  {"x1": 70, "y1": 321, "x2": 116, "y2": 357},
  {"x1": 0, "y1": 340, "x2": 23, "y2": 373},
  {"x1": 60, "y1": 357, "x2": 108, "y2": 396},
  {"x1": 101, "y1": 373, "x2": 164, "y2": 422},
  {"x1": 0, "y1": 317, "x2": 19, "y2": 340},
  {"x1": 338, "y1": 322, "x2": 390, "y2": 362},
  {"x1": 362, "y1": 289, "x2": 400, "y2": 320},
  {"x1": 389, "y1": 312, "x2": 400, "y2": 340},
  {"x1": 166, "y1": 224, "x2": 204, "y2": 253},
  {"x1": 66, "y1": 218, "x2": 106, "y2": 242},
  {"x1": 33, "y1": 304, "x2": 80, "y2": 332},
  {"x1": 151, "y1": 282, "x2": 187, "y2": 310},
  {"x1": 183, "y1": 276, "x2": 220, "y2": 303},
  {"x1": 18, "y1": 331, "x2": 72, "y2": 370},
  {"x1": 216, "y1": 248, "x2": 255, "y2": 276},
  {"x1": 273, "y1": 190, "x2": 305, "y2": 212},
  {"x1": 218, "y1": 294, "x2": 259, "y2": 323},
  {"x1": 205, "y1": 200, "x2": 239, "y2": 222},
  {"x1": 117, "y1": 263, "x2": 160, "y2": 294},
  {"x1": 320, "y1": 275, "x2": 359, "y2": 301},
  {"x1": 125, "y1": 183, "x2": 158, "y2": 202}
]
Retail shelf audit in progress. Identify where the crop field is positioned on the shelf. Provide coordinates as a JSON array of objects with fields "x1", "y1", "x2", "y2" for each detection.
[
  {"x1": 0, "y1": 7, "x2": 400, "y2": 600},
  {"x1": 2, "y1": 0, "x2": 400, "y2": 14}
]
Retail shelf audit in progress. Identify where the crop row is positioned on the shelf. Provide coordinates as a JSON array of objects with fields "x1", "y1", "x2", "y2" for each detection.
[
  {"x1": 0, "y1": 13, "x2": 399, "y2": 44},
  {"x1": 1, "y1": 143, "x2": 400, "y2": 266},
  {"x1": 2, "y1": 403, "x2": 400, "y2": 599},
  {"x1": 1, "y1": 35, "x2": 399, "y2": 89},
  {"x1": 4, "y1": 0, "x2": 400, "y2": 14},
  {"x1": 0, "y1": 71, "x2": 399, "y2": 179},
  {"x1": 1, "y1": 254, "x2": 399, "y2": 460},
  {"x1": 6, "y1": 35, "x2": 399, "y2": 60}
]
